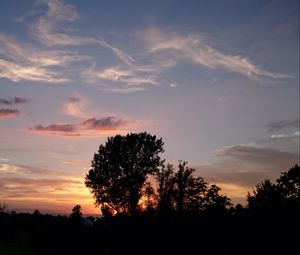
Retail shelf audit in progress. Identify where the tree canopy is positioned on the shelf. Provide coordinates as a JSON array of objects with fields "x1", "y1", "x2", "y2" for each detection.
[
  {"x1": 85, "y1": 132, "x2": 164, "y2": 216},
  {"x1": 155, "y1": 161, "x2": 231, "y2": 213},
  {"x1": 247, "y1": 164, "x2": 300, "y2": 211}
]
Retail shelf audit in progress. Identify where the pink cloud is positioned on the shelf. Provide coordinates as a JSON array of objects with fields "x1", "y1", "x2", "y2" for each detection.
[
  {"x1": 29, "y1": 116, "x2": 131, "y2": 136},
  {"x1": 0, "y1": 109, "x2": 20, "y2": 119}
]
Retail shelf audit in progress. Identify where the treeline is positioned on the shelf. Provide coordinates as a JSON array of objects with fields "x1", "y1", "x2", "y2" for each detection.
[
  {"x1": 0, "y1": 133, "x2": 299, "y2": 254},
  {"x1": 1, "y1": 166, "x2": 299, "y2": 254}
]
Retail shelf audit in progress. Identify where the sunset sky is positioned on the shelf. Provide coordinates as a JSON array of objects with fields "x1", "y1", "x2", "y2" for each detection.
[{"x1": 0, "y1": 0, "x2": 299, "y2": 215}]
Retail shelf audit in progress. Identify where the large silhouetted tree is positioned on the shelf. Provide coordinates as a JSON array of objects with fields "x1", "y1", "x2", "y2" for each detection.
[{"x1": 85, "y1": 132, "x2": 164, "y2": 216}]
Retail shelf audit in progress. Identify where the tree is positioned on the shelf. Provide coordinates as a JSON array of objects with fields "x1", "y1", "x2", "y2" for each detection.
[
  {"x1": 0, "y1": 202, "x2": 7, "y2": 212},
  {"x1": 70, "y1": 205, "x2": 83, "y2": 220},
  {"x1": 140, "y1": 181, "x2": 158, "y2": 212},
  {"x1": 204, "y1": 184, "x2": 231, "y2": 211},
  {"x1": 155, "y1": 161, "x2": 230, "y2": 213},
  {"x1": 247, "y1": 165, "x2": 300, "y2": 211},
  {"x1": 277, "y1": 164, "x2": 300, "y2": 203},
  {"x1": 247, "y1": 179, "x2": 280, "y2": 211},
  {"x1": 174, "y1": 161, "x2": 207, "y2": 212},
  {"x1": 85, "y1": 132, "x2": 164, "y2": 216},
  {"x1": 156, "y1": 163, "x2": 176, "y2": 212}
]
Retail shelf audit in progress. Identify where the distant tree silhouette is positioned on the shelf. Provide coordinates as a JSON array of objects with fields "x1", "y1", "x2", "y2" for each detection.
[
  {"x1": 33, "y1": 209, "x2": 41, "y2": 216},
  {"x1": 173, "y1": 161, "x2": 207, "y2": 212},
  {"x1": 70, "y1": 205, "x2": 83, "y2": 220},
  {"x1": 85, "y1": 132, "x2": 164, "y2": 216},
  {"x1": 204, "y1": 184, "x2": 231, "y2": 211},
  {"x1": 0, "y1": 202, "x2": 7, "y2": 212},
  {"x1": 247, "y1": 165, "x2": 300, "y2": 211},
  {"x1": 156, "y1": 161, "x2": 230, "y2": 213},
  {"x1": 247, "y1": 179, "x2": 280, "y2": 211},
  {"x1": 156, "y1": 163, "x2": 176, "y2": 212},
  {"x1": 140, "y1": 181, "x2": 158, "y2": 212},
  {"x1": 277, "y1": 164, "x2": 300, "y2": 203}
]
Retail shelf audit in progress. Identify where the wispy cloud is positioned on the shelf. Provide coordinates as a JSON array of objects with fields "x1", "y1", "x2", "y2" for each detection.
[
  {"x1": 3, "y1": 0, "x2": 292, "y2": 89},
  {"x1": 0, "y1": 97, "x2": 29, "y2": 105},
  {"x1": 0, "y1": 163, "x2": 46, "y2": 175},
  {"x1": 0, "y1": 109, "x2": 20, "y2": 119},
  {"x1": 140, "y1": 27, "x2": 293, "y2": 81},
  {"x1": 95, "y1": 67, "x2": 158, "y2": 85},
  {"x1": 83, "y1": 59, "x2": 176, "y2": 91},
  {"x1": 31, "y1": 0, "x2": 94, "y2": 46},
  {"x1": 270, "y1": 131, "x2": 300, "y2": 139},
  {"x1": 0, "y1": 33, "x2": 86, "y2": 83},
  {"x1": 29, "y1": 116, "x2": 132, "y2": 136},
  {"x1": 266, "y1": 119, "x2": 299, "y2": 132},
  {"x1": 106, "y1": 87, "x2": 146, "y2": 94},
  {"x1": 97, "y1": 40, "x2": 137, "y2": 66},
  {"x1": 0, "y1": 59, "x2": 68, "y2": 83}
]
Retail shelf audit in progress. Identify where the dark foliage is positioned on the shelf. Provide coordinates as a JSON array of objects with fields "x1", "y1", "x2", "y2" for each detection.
[
  {"x1": 247, "y1": 164, "x2": 300, "y2": 212},
  {"x1": 1, "y1": 130, "x2": 299, "y2": 255},
  {"x1": 155, "y1": 161, "x2": 231, "y2": 214},
  {"x1": 85, "y1": 132, "x2": 164, "y2": 216}
]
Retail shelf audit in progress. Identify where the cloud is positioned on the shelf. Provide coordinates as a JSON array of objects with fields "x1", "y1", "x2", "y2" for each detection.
[
  {"x1": 44, "y1": 0, "x2": 79, "y2": 21},
  {"x1": 196, "y1": 165, "x2": 269, "y2": 188},
  {"x1": 0, "y1": 59, "x2": 68, "y2": 83},
  {"x1": 194, "y1": 141, "x2": 299, "y2": 204},
  {"x1": 170, "y1": 83, "x2": 178, "y2": 88},
  {"x1": 0, "y1": 97, "x2": 29, "y2": 105},
  {"x1": 0, "y1": 161, "x2": 94, "y2": 213},
  {"x1": 0, "y1": 33, "x2": 86, "y2": 83},
  {"x1": 140, "y1": 27, "x2": 293, "y2": 81},
  {"x1": 96, "y1": 67, "x2": 158, "y2": 85},
  {"x1": 63, "y1": 97, "x2": 89, "y2": 118},
  {"x1": 0, "y1": 109, "x2": 20, "y2": 119},
  {"x1": 266, "y1": 119, "x2": 299, "y2": 132},
  {"x1": 270, "y1": 132, "x2": 299, "y2": 139},
  {"x1": 215, "y1": 144, "x2": 297, "y2": 162},
  {"x1": 97, "y1": 40, "x2": 136, "y2": 66},
  {"x1": 29, "y1": 116, "x2": 132, "y2": 136},
  {"x1": 215, "y1": 144, "x2": 299, "y2": 172},
  {"x1": 0, "y1": 176, "x2": 85, "y2": 201},
  {"x1": 31, "y1": 0, "x2": 95, "y2": 46},
  {"x1": 33, "y1": 17, "x2": 95, "y2": 47},
  {"x1": 0, "y1": 163, "x2": 47, "y2": 175},
  {"x1": 31, "y1": 0, "x2": 138, "y2": 63},
  {"x1": 106, "y1": 87, "x2": 146, "y2": 94}
]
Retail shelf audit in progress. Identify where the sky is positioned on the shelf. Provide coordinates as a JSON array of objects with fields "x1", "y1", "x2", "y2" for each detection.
[{"x1": 0, "y1": 0, "x2": 299, "y2": 215}]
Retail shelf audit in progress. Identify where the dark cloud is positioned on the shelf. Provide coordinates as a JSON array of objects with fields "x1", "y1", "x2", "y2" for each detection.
[
  {"x1": 267, "y1": 119, "x2": 299, "y2": 132},
  {"x1": 29, "y1": 116, "x2": 129, "y2": 136},
  {"x1": 204, "y1": 144, "x2": 300, "y2": 190},
  {"x1": 67, "y1": 97, "x2": 80, "y2": 103},
  {"x1": 32, "y1": 124, "x2": 76, "y2": 132},
  {"x1": 0, "y1": 97, "x2": 29, "y2": 105},
  {"x1": 215, "y1": 144, "x2": 299, "y2": 166},
  {"x1": 0, "y1": 109, "x2": 20, "y2": 119},
  {"x1": 80, "y1": 117, "x2": 126, "y2": 130},
  {"x1": 189, "y1": 144, "x2": 300, "y2": 200},
  {"x1": 195, "y1": 166, "x2": 269, "y2": 188}
]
